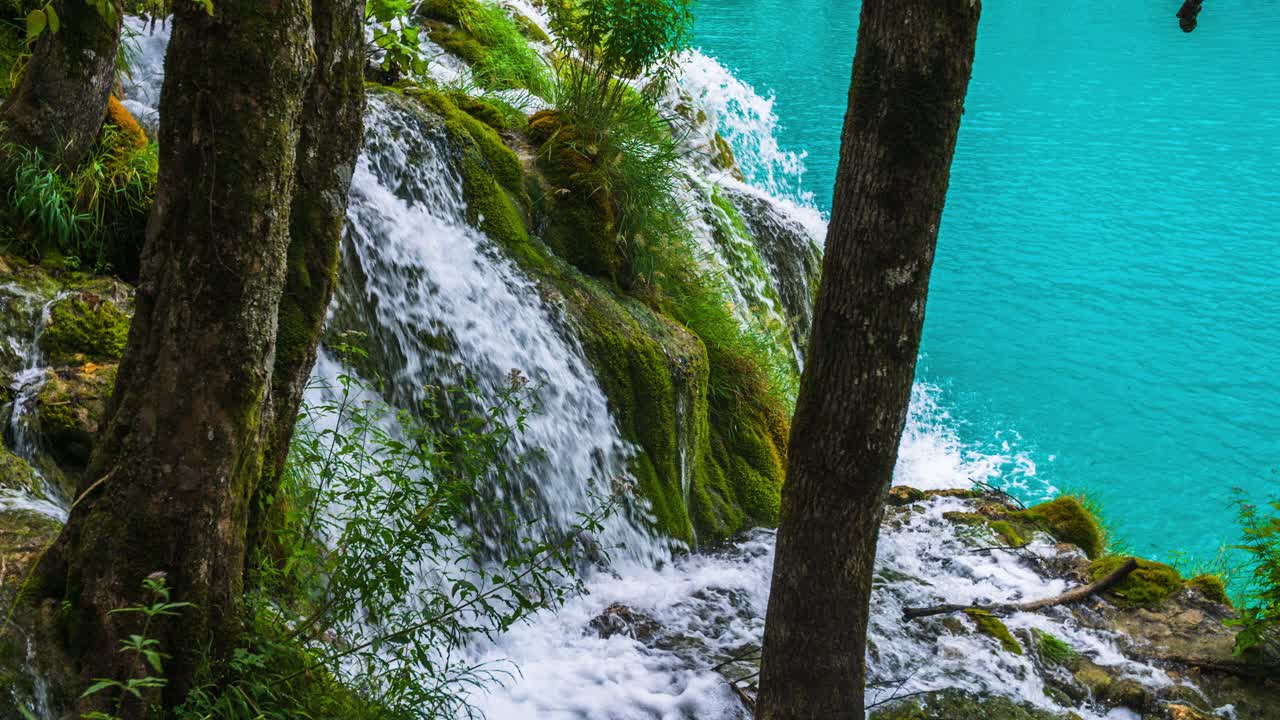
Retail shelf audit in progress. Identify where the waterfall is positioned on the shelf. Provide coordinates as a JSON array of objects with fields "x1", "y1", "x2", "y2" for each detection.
[
  {"x1": 330, "y1": 94, "x2": 663, "y2": 561},
  {"x1": 0, "y1": 281, "x2": 69, "y2": 519}
]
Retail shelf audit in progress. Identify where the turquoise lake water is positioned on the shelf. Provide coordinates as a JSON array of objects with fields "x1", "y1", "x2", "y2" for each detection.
[{"x1": 694, "y1": 1, "x2": 1280, "y2": 569}]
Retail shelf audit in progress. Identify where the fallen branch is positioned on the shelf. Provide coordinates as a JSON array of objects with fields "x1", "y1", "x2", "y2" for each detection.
[
  {"x1": 972, "y1": 480, "x2": 1026, "y2": 510},
  {"x1": 903, "y1": 557, "x2": 1138, "y2": 620}
]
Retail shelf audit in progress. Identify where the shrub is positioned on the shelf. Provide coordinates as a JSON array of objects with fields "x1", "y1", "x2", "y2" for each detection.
[
  {"x1": 1228, "y1": 496, "x2": 1280, "y2": 658},
  {"x1": 178, "y1": 350, "x2": 616, "y2": 719},
  {"x1": 547, "y1": 0, "x2": 693, "y2": 140}
]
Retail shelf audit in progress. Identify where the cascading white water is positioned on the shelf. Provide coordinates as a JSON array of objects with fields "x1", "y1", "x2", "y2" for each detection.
[
  {"x1": 0, "y1": 281, "x2": 69, "y2": 519},
  {"x1": 334, "y1": 94, "x2": 663, "y2": 561}
]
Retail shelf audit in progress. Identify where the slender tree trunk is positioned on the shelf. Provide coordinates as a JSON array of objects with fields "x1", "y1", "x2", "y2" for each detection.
[
  {"x1": 0, "y1": 0, "x2": 120, "y2": 170},
  {"x1": 35, "y1": 0, "x2": 316, "y2": 714},
  {"x1": 753, "y1": 2, "x2": 980, "y2": 718},
  {"x1": 248, "y1": 0, "x2": 367, "y2": 570}
]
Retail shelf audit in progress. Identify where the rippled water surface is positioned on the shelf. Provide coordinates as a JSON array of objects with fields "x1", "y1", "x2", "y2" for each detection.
[{"x1": 695, "y1": 0, "x2": 1280, "y2": 565}]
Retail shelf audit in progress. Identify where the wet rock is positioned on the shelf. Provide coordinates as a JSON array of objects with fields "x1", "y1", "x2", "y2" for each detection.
[
  {"x1": 588, "y1": 603, "x2": 661, "y2": 642},
  {"x1": 35, "y1": 363, "x2": 116, "y2": 472},
  {"x1": 888, "y1": 486, "x2": 926, "y2": 506},
  {"x1": 868, "y1": 689, "x2": 1079, "y2": 720},
  {"x1": 0, "y1": 447, "x2": 42, "y2": 497},
  {"x1": 0, "y1": 508, "x2": 74, "y2": 720}
]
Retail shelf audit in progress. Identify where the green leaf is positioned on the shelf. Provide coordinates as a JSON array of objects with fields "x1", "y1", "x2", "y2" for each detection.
[
  {"x1": 25, "y1": 9, "x2": 46, "y2": 39},
  {"x1": 44, "y1": 4, "x2": 58, "y2": 33},
  {"x1": 80, "y1": 679, "x2": 121, "y2": 698}
]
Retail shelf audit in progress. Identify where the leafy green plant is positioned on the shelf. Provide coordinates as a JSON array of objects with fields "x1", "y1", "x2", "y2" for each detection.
[
  {"x1": 547, "y1": 0, "x2": 693, "y2": 141},
  {"x1": 1227, "y1": 494, "x2": 1280, "y2": 658},
  {"x1": 178, "y1": 346, "x2": 618, "y2": 719},
  {"x1": 80, "y1": 574, "x2": 193, "y2": 720}
]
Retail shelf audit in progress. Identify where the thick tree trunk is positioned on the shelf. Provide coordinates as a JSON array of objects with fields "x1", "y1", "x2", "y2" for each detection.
[
  {"x1": 753, "y1": 2, "x2": 981, "y2": 719},
  {"x1": 247, "y1": 0, "x2": 367, "y2": 571},
  {"x1": 0, "y1": 0, "x2": 120, "y2": 170},
  {"x1": 35, "y1": 0, "x2": 315, "y2": 714}
]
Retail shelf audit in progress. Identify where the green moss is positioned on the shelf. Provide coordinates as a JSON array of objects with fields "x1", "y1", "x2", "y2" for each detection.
[
  {"x1": 1088, "y1": 556, "x2": 1183, "y2": 609},
  {"x1": 966, "y1": 609, "x2": 1023, "y2": 655},
  {"x1": 1187, "y1": 573, "x2": 1231, "y2": 606},
  {"x1": 1032, "y1": 629, "x2": 1076, "y2": 666},
  {"x1": 0, "y1": 447, "x2": 40, "y2": 496},
  {"x1": 40, "y1": 292, "x2": 130, "y2": 365},
  {"x1": 990, "y1": 520, "x2": 1027, "y2": 547},
  {"x1": 1016, "y1": 496, "x2": 1105, "y2": 559},
  {"x1": 527, "y1": 110, "x2": 629, "y2": 287}
]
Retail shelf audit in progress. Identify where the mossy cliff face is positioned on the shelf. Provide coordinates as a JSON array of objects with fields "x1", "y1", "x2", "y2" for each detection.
[{"x1": 379, "y1": 90, "x2": 790, "y2": 544}]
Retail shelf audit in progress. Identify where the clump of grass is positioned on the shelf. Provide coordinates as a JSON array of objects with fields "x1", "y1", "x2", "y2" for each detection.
[{"x1": 4, "y1": 113, "x2": 158, "y2": 274}]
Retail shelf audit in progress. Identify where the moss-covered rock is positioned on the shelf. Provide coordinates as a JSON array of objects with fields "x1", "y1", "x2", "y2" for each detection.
[
  {"x1": 417, "y1": 0, "x2": 552, "y2": 97},
  {"x1": 35, "y1": 363, "x2": 116, "y2": 472},
  {"x1": 1187, "y1": 573, "x2": 1231, "y2": 606},
  {"x1": 0, "y1": 446, "x2": 42, "y2": 497},
  {"x1": 527, "y1": 110, "x2": 630, "y2": 288},
  {"x1": 1016, "y1": 496, "x2": 1105, "y2": 559},
  {"x1": 1032, "y1": 629, "x2": 1076, "y2": 666},
  {"x1": 965, "y1": 609, "x2": 1023, "y2": 655},
  {"x1": 1088, "y1": 555, "x2": 1183, "y2": 610},
  {"x1": 39, "y1": 283, "x2": 132, "y2": 366}
]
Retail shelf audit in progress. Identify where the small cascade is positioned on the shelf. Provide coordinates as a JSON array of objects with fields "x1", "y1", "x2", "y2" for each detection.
[{"x1": 0, "y1": 281, "x2": 68, "y2": 519}]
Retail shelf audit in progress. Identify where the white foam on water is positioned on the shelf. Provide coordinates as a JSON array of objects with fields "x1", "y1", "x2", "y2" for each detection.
[{"x1": 675, "y1": 50, "x2": 814, "y2": 209}]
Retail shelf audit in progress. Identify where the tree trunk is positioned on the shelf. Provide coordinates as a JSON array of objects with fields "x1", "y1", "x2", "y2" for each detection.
[
  {"x1": 753, "y1": 2, "x2": 981, "y2": 719},
  {"x1": 247, "y1": 0, "x2": 367, "y2": 572},
  {"x1": 0, "y1": 0, "x2": 120, "y2": 170},
  {"x1": 34, "y1": 0, "x2": 316, "y2": 714}
]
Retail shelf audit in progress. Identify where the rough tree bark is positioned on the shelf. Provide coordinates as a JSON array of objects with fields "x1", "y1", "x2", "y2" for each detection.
[
  {"x1": 246, "y1": 0, "x2": 367, "y2": 572},
  {"x1": 0, "y1": 0, "x2": 120, "y2": 170},
  {"x1": 753, "y1": 2, "x2": 981, "y2": 719},
  {"x1": 32, "y1": 0, "x2": 363, "y2": 715}
]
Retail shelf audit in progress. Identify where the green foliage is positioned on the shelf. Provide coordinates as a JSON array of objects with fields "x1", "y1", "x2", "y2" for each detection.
[
  {"x1": 80, "y1": 575, "x2": 192, "y2": 720},
  {"x1": 3, "y1": 124, "x2": 158, "y2": 272},
  {"x1": 1087, "y1": 556, "x2": 1183, "y2": 610},
  {"x1": 546, "y1": 0, "x2": 693, "y2": 137},
  {"x1": 179, "y1": 349, "x2": 615, "y2": 719},
  {"x1": 1226, "y1": 495, "x2": 1280, "y2": 658}
]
